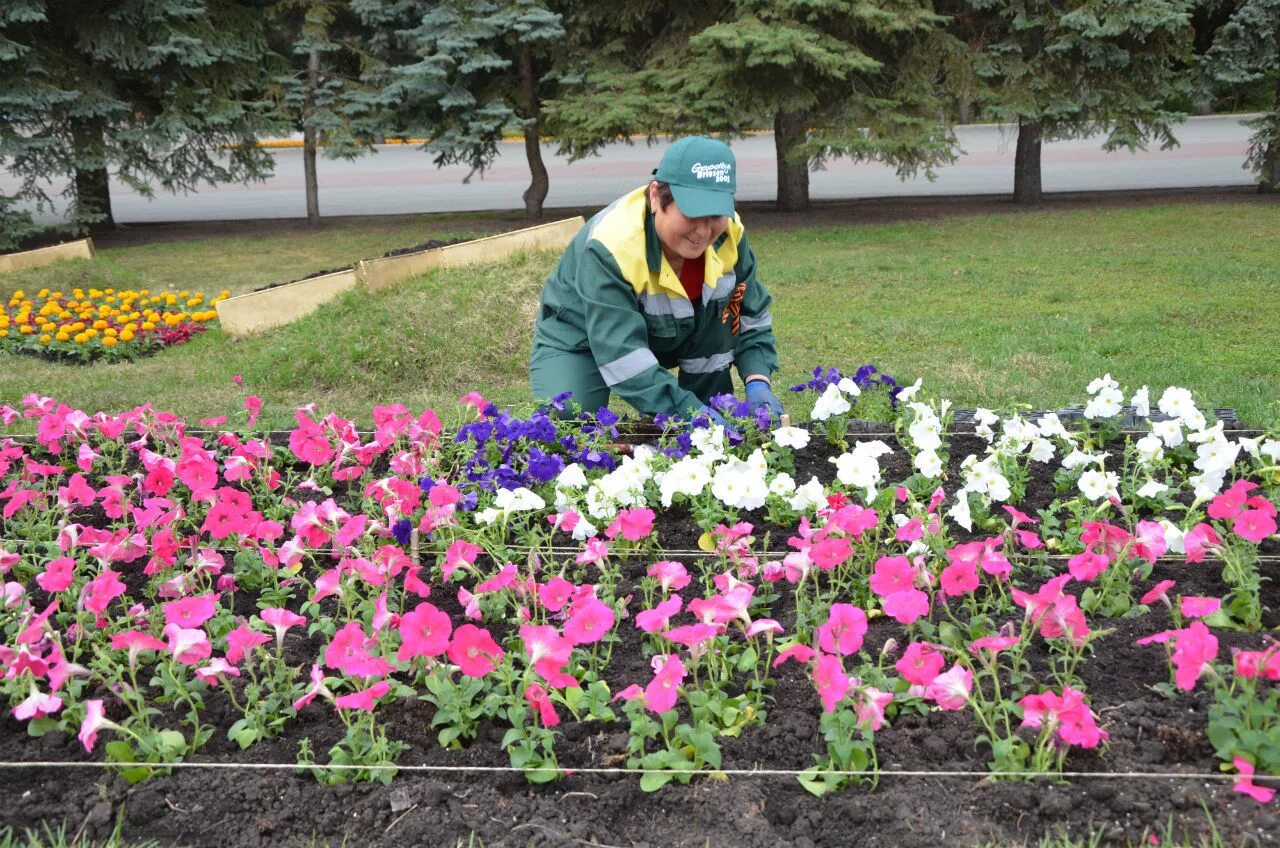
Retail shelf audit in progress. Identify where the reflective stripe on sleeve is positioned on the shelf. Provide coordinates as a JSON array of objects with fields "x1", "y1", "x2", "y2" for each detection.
[
  {"x1": 739, "y1": 311, "x2": 772, "y2": 332},
  {"x1": 679, "y1": 351, "x2": 735, "y2": 374},
  {"x1": 600, "y1": 348, "x2": 660, "y2": 386}
]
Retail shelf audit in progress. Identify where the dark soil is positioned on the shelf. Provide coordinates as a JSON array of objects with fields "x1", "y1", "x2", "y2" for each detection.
[
  {"x1": 2, "y1": 428, "x2": 1278, "y2": 848},
  {"x1": 249, "y1": 238, "x2": 471, "y2": 292}
]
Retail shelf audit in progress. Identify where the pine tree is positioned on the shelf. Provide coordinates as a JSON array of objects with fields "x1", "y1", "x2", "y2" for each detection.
[
  {"x1": 1201, "y1": 0, "x2": 1280, "y2": 191},
  {"x1": 545, "y1": 1, "x2": 959, "y2": 212},
  {"x1": 953, "y1": 0, "x2": 1197, "y2": 204},
  {"x1": 362, "y1": 0, "x2": 567, "y2": 218},
  {"x1": 0, "y1": 0, "x2": 284, "y2": 248}
]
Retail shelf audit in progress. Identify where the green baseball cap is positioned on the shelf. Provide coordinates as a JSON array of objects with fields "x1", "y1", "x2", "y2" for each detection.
[{"x1": 652, "y1": 136, "x2": 736, "y2": 218}]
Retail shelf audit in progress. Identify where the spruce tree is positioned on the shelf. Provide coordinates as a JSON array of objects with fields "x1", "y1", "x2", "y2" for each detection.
[
  {"x1": 362, "y1": 0, "x2": 567, "y2": 218},
  {"x1": 0, "y1": 0, "x2": 284, "y2": 248},
  {"x1": 545, "y1": 1, "x2": 960, "y2": 212},
  {"x1": 271, "y1": 0, "x2": 391, "y2": 225},
  {"x1": 1200, "y1": 0, "x2": 1280, "y2": 191},
  {"x1": 953, "y1": 0, "x2": 1197, "y2": 204}
]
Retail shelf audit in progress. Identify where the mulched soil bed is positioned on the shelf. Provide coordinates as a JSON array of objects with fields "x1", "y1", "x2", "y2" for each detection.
[
  {"x1": 250, "y1": 238, "x2": 470, "y2": 292},
  {"x1": 2, "y1": 430, "x2": 1277, "y2": 848}
]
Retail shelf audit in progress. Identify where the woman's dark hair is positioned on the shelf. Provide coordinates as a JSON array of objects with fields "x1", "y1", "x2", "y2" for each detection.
[{"x1": 649, "y1": 180, "x2": 675, "y2": 211}]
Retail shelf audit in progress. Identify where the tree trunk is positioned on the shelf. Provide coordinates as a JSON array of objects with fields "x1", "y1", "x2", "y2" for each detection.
[
  {"x1": 774, "y1": 111, "x2": 810, "y2": 212},
  {"x1": 303, "y1": 48, "x2": 321, "y2": 226},
  {"x1": 1259, "y1": 77, "x2": 1280, "y2": 195},
  {"x1": 1013, "y1": 119, "x2": 1043, "y2": 204},
  {"x1": 519, "y1": 45, "x2": 548, "y2": 218},
  {"x1": 71, "y1": 118, "x2": 114, "y2": 233}
]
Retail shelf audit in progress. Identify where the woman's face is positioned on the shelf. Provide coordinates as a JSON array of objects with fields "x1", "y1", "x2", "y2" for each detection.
[{"x1": 649, "y1": 182, "x2": 728, "y2": 263}]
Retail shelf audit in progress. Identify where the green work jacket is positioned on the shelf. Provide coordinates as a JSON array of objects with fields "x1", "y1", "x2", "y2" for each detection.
[{"x1": 532, "y1": 186, "x2": 779, "y2": 415}]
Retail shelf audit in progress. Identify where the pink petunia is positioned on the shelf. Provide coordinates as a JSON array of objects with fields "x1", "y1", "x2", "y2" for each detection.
[
  {"x1": 1234, "y1": 509, "x2": 1277, "y2": 544},
  {"x1": 162, "y1": 593, "x2": 219, "y2": 629},
  {"x1": 224, "y1": 625, "x2": 271, "y2": 665},
  {"x1": 1171, "y1": 621, "x2": 1218, "y2": 691},
  {"x1": 563, "y1": 597, "x2": 615, "y2": 646},
  {"x1": 896, "y1": 641, "x2": 946, "y2": 687},
  {"x1": 292, "y1": 664, "x2": 333, "y2": 711},
  {"x1": 816, "y1": 603, "x2": 867, "y2": 656},
  {"x1": 397, "y1": 603, "x2": 453, "y2": 661},
  {"x1": 1140, "y1": 579, "x2": 1177, "y2": 608},
  {"x1": 869, "y1": 555, "x2": 917, "y2": 597},
  {"x1": 13, "y1": 684, "x2": 63, "y2": 721},
  {"x1": 967, "y1": 634, "x2": 1020, "y2": 660},
  {"x1": 940, "y1": 559, "x2": 979, "y2": 597},
  {"x1": 647, "y1": 560, "x2": 690, "y2": 593},
  {"x1": 1067, "y1": 550, "x2": 1109, "y2": 582},
  {"x1": 36, "y1": 556, "x2": 76, "y2": 593},
  {"x1": 1183, "y1": 523, "x2": 1221, "y2": 563},
  {"x1": 537, "y1": 575, "x2": 575, "y2": 612},
  {"x1": 925, "y1": 663, "x2": 972, "y2": 711},
  {"x1": 813, "y1": 653, "x2": 850, "y2": 713},
  {"x1": 333, "y1": 679, "x2": 390, "y2": 711},
  {"x1": 605, "y1": 507, "x2": 656, "y2": 542},
  {"x1": 77, "y1": 699, "x2": 119, "y2": 752},
  {"x1": 645, "y1": 654, "x2": 686, "y2": 713},
  {"x1": 260, "y1": 607, "x2": 307, "y2": 654},
  {"x1": 635, "y1": 596, "x2": 683, "y2": 634},
  {"x1": 1179, "y1": 596, "x2": 1221, "y2": 620},
  {"x1": 163, "y1": 623, "x2": 213, "y2": 666},
  {"x1": 1232, "y1": 756, "x2": 1276, "y2": 804},
  {"x1": 447, "y1": 624, "x2": 505, "y2": 677},
  {"x1": 772, "y1": 643, "x2": 816, "y2": 668},
  {"x1": 882, "y1": 588, "x2": 930, "y2": 625},
  {"x1": 524, "y1": 682, "x2": 560, "y2": 727},
  {"x1": 1208, "y1": 479, "x2": 1257, "y2": 521},
  {"x1": 324, "y1": 621, "x2": 394, "y2": 678},
  {"x1": 808, "y1": 537, "x2": 853, "y2": 570},
  {"x1": 1133, "y1": 520, "x2": 1168, "y2": 564},
  {"x1": 441, "y1": 539, "x2": 482, "y2": 580}
]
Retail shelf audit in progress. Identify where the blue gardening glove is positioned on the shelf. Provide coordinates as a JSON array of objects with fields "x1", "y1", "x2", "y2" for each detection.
[{"x1": 745, "y1": 380, "x2": 784, "y2": 425}]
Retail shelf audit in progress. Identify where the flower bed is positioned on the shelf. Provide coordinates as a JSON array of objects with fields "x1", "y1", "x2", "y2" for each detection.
[
  {"x1": 0, "y1": 371, "x2": 1277, "y2": 847},
  {"x1": 0, "y1": 286, "x2": 227, "y2": 363}
]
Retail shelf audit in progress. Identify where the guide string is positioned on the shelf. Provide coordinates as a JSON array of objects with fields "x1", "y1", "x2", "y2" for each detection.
[{"x1": 0, "y1": 759, "x2": 1271, "y2": 785}]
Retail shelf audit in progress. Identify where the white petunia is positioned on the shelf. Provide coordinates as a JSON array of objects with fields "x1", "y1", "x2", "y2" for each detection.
[
  {"x1": 948, "y1": 490, "x2": 973, "y2": 531},
  {"x1": 914, "y1": 449, "x2": 943, "y2": 479},
  {"x1": 1130, "y1": 386, "x2": 1150, "y2": 418},
  {"x1": 896, "y1": 378, "x2": 924, "y2": 403},
  {"x1": 1263, "y1": 439, "x2": 1280, "y2": 462},
  {"x1": 811, "y1": 384, "x2": 851, "y2": 421},
  {"x1": 656, "y1": 455, "x2": 713, "y2": 508},
  {"x1": 556, "y1": 463, "x2": 588, "y2": 489},
  {"x1": 1077, "y1": 469, "x2": 1119, "y2": 501},
  {"x1": 1151, "y1": 418, "x2": 1184, "y2": 449},
  {"x1": 711, "y1": 457, "x2": 769, "y2": 510},
  {"x1": 1061, "y1": 449, "x2": 1106, "y2": 470},
  {"x1": 1084, "y1": 387, "x2": 1124, "y2": 420},
  {"x1": 788, "y1": 477, "x2": 827, "y2": 513},
  {"x1": 773, "y1": 426, "x2": 811, "y2": 450},
  {"x1": 1158, "y1": 519, "x2": 1185, "y2": 554},
  {"x1": 1189, "y1": 471, "x2": 1225, "y2": 501},
  {"x1": 1136, "y1": 479, "x2": 1169, "y2": 499},
  {"x1": 1035, "y1": 413, "x2": 1069, "y2": 439},
  {"x1": 1086, "y1": 374, "x2": 1119, "y2": 395},
  {"x1": 769, "y1": 472, "x2": 797, "y2": 497},
  {"x1": 836, "y1": 377, "x2": 862, "y2": 396},
  {"x1": 1028, "y1": 438, "x2": 1056, "y2": 463},
  {"x1": 1134, "y1": 434, "x2": 1164, "y2": 467},
  {"x1": 1194, "y1": 437, "x2": 1240, "y2": 476}
]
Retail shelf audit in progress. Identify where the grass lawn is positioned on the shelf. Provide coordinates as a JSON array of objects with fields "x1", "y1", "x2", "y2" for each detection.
[{"x1": 1, "y1": 200, "x2": 1277, "y2": 430}]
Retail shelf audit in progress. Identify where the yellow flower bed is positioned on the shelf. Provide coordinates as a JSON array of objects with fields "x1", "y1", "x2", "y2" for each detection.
[{"x1": 0, "y1": 286, "x2": 229, "y2": 363}]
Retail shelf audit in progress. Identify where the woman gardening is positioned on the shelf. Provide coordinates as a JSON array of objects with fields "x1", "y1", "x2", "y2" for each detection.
[{"x1": 530, "y1": 136, "x2": 784, "y2": 425}]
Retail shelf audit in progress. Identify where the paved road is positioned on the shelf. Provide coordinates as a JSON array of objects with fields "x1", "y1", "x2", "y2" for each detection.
[{"x1": 5, "y1": 115, "x2": 1259, "y2": 224}]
